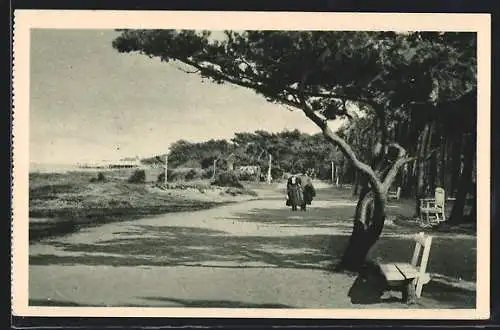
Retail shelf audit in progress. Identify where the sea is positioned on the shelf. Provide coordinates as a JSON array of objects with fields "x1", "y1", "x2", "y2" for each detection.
[{"x1": 29, "y1": 162, "x2": 106, "y2": 173}]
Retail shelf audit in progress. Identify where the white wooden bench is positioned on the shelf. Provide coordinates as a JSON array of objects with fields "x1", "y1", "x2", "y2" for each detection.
[{"x1": 379, "y1": 232, "x2": 433, "y2": 304}]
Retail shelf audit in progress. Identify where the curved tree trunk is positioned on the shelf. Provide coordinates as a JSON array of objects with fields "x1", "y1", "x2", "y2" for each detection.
[
  {"x1": 337, "y1": 145, "x2": 407, "y2": 272},
  {"x1": 337, "y1": 189, "x2": 387, "y2": 271},
  {"x1": 296, "y1": 86, "x2": 408, "y2": 273}
]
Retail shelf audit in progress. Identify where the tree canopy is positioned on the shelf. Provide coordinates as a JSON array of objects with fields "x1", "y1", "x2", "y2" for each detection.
[
  {"x1": 113, "y1": 30, "x2": 475, "y2": 127},
  {"x1": 113, "y1": 30, "x2": 475, "y2": 190}
]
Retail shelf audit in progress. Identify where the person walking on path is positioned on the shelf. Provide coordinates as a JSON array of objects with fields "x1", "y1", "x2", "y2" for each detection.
[
  {"x1": 286, "y1": 174, "x2": 304, "y2": 211},
  {"x1": 300, "y1": 173, "x2": 316, "y2": 211}
]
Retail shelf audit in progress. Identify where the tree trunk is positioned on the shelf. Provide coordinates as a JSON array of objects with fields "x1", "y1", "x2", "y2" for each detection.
[
  {"x1": 448, "y1": 133, "x2": 475, "y2": 224},
  {"x1": 428, "y1": 152, "x2": 437, "y2": 193},
  {"x1": 450, "y1": 137, "x2": 463, "y2": 197},
  {"x1": 464, "y1": 191, "x2": 476, "y2": 224},
  {"x1": 426, "y1": 124, "x2": 437, "y2": 193},
  {"x1": 337, "y1": 189, "x2": 387, "y2": 272},
  {"x1": 352, "y1": 171, "x2": 359, "y2": 196},
  {"x1": 296, "y1": 99, "x2": 407, "y2": 273},
  {"x1": 415, "y1": 123, "x2": 431, "y2": 216},
  {"x1": 402, "y1": 161, "x2": 415, "y2": 198},
  {"x1": 437, "y1": 137, "x2": 449, "y2": 191}
]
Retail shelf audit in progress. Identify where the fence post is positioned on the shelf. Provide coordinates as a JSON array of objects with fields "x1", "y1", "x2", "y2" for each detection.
[
  {"x1": 267, "y1": 154, "x2": 272, "y2": 184},
  {"x1": 164, "y1": 153, "x2": 168, "y2": 185},
  {"x1": 331, "y1": 161, "x2": 334, "y2": 184}
]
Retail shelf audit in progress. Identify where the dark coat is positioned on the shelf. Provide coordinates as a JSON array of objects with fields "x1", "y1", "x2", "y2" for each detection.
[
  {"x1": 300, "y1": 175, "x2": 316, "y2": 205},
  {"x1": 286, "y1": 175, "x2": 303, "y2": 206}
]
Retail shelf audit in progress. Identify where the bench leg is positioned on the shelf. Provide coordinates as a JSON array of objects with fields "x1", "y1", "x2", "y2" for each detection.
[{"x1": 402, "y1": 280, "x2": 417, "y2": 305}]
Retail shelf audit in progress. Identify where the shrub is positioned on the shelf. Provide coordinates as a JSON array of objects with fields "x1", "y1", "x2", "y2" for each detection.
[
  {"x1": 164, "y1": 167, "x2": 203, "y2": 181},
  {"x1": 156, "y1": 168, "x2": 206, "y2": 182},
  {"x1": 237, "y1": 170, "x2": 260, "y2": 182},
  {"x1": 201, "y1": 168, "x2": 214, "y2": 179},
  {"x1": 185, "y1": 168, "x2": 203, "y2": 181},
  {"x1": 90, "y1": 172, "x2": 107, "y2": 183},
  {"x1": 157, "y1": 172, "x2": 166, "y2": 183},
  {"x1": 211, "y1": 170, "x2": 244, "y2": 188},
  {"x1": 127, "y1": 169, "x2": 146, "y2": 183}
]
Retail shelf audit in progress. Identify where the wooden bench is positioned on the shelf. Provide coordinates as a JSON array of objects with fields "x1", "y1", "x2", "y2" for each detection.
[{"x1": 379, "y1": 232, "x2": 433, "y2": 304}]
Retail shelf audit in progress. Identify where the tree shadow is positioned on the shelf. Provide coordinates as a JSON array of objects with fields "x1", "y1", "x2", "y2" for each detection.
[
  {"x1": 348, "y1": 275, "x2": 401, "y2": 305},
  {"x1": 226, "y1": 206, "x2": 356, "y2": 228},
  {"x1": 29, "y1": 297, "x2": 292, "y2": 308},
  {"x1": 28, "y1": 299, "x2": 148, "y2": 307},
  {"x1": 138, "y1": 296, "x2": 293, "y2": 308},
  {"x1": 31, "y1": 225, "x2": 347, "y2": 270},
  {"x1": 31, "y1": 213, "x2": 476, "y2": 309},
  {"x1": 32, "y1": 223, "x2": 476, "y2": 282},
  {"x1": 29, "y1": 201, "x2": 227, "y2": 242}
]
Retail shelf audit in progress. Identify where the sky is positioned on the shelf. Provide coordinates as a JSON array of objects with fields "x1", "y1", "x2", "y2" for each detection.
[{"x1": 30, "y1": 29, "x2": 342, "y2": 164}]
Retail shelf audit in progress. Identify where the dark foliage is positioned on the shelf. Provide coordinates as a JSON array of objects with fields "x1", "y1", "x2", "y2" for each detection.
[
  {"x1": 127, "y1": 169, "x2": 146, "y2": 184},
  {"x1": 211, "y1": 170, "x2": 244, "y2": 188}
]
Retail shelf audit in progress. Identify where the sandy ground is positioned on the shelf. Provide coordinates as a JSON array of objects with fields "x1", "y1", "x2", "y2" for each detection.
[{"x1": 29, "y1": 184, "x2": 476, "y2": 309}]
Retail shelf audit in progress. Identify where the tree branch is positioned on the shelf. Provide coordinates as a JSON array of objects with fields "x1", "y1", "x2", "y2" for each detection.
[
  {"x1": 186, "y1": 53, "x2": 377, "y2": 109},
  {"x1": 179, "y1": 58, "x2": 309, "y2": 112},
  {"x1": 400, "y1": 147, "x2": 439, "y2": 165},
  {"x1": 174, "y1": 65, "x2": 200, "y2": 74},
  {"x1": 381, "y1": 143, "x2": 408, "y2": 192},
  {"x1": 297, "y1": 73, "x2": 383, "y2": 195},
  {"x1": 381, "y1": 144, "x2": 440, "y2": 192},
  {"x1": 371, "y1": 103, "x2": 388, "y2": 148},
  {"x1": 287, "y1": 86, "x2": 377, "y2": 107}
]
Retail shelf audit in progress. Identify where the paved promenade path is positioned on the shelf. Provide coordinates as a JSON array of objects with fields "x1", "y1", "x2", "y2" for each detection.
[{"x1": 29, "y1": 185, "x2": 476, "y2": 309}]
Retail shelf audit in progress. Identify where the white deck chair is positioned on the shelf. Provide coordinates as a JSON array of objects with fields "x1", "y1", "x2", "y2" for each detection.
[{"x1": 420, "y1": 187, "x2": 446, "y2": 226}]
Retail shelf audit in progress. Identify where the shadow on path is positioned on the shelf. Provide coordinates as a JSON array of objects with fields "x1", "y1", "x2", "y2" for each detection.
[
  {"x1": 31, "y1": 226, "x2": 345, "y2": 270},
  {"x1": 28, "y1": 298, "x2": 292, "y2": 308},
  {"x1": 32, "y1": 224, "x2": 476, "y2": 282},
  {"x1": 28, "y1": 299, "x2": 147, "y2": 308},
  {"x1": 29, "y1": 201, "x2": 228, "y2": 242},
  {"x1": 226, "y1": 206, "x2": 356, "y2": 229},
  {"x1": 138, "y1": 296, "x2": 293, "y2": 308}
]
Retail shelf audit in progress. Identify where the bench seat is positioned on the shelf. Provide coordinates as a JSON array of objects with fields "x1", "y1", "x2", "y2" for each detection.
[
  {"x1": 377, "y1": 232, "x2": 433, "y2": 304},
  {"x1": 380, "y1": 262, "x2": 431, "y2": 284}
]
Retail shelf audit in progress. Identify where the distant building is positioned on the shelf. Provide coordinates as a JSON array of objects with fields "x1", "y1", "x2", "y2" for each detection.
[
  {"x1": 108, "y1": 160, "x2": 140, "y2": 169},
  {"x1": 78, "y1": 157, "x2": 141, "y2": 169}
]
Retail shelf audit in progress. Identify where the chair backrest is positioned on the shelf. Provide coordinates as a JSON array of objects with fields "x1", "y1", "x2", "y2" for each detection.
[
  {"x1": 396, "y1": 186, "x2": 402, "y2": 199},
  {"x1": 411, "y1": 232, "x2": 433, "y2": 274},
  {"x1": 434, "y1": 187, "x2": 445, "y2": 209}
]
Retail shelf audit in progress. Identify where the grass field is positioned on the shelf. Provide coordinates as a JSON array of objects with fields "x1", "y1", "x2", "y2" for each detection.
[{"x1": 29, "y1": 169, "x2": 259, "y2": 241}]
